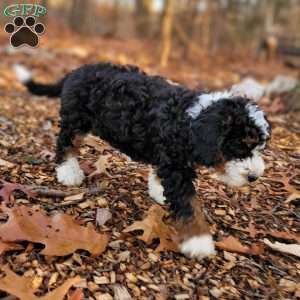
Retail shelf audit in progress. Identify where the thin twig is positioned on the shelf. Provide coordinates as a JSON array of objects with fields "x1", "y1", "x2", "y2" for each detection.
[
  {"x1": 30, "y1": 186, "x2": 77, "y2": 198},
  {"x1": 29, "y1": 185, "x2": 103, "y2": 201}
]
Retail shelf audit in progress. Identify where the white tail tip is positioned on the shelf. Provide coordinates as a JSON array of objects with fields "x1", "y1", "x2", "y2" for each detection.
[{"x1": 14, "y1": 64, "x2": 32, "y2": 83}]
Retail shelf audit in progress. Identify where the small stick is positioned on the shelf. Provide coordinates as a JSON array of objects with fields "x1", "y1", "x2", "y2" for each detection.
[
  {"x1": 29, "y1": 186, "x2": 103, "y2": 199},
  {"x1": 30, "y1": 187, "x2": 76, "y2": 198}
]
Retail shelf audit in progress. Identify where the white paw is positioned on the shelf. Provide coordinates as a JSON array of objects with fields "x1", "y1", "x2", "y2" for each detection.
[
  {"x1": 148, "y1": 169, "x2": 166, "y2": 204},
  {"x1": 56, "y1": 157, "x2": 85, "y2": 186},
  {"x1": 180, "y1": 234, "x2": 216, "y2": 260}
]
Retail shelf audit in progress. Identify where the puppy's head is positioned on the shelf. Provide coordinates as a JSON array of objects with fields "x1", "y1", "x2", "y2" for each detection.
[
  {"x1": 216, "y1": 100, "x2": 271, "y2": 187},
  {"x1": 190, "y1": 96, "x2": 271, "y2": 187}
]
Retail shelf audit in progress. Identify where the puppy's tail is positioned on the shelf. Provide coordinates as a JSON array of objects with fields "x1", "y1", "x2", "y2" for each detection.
[{"x1": 14, "y1": 64, "x2": 64, "y2": 98}]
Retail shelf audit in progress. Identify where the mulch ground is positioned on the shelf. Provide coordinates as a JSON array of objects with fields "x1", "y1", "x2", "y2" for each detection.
[{"x1": 0, "y1": 33, "x2": 299, "y2": 300}]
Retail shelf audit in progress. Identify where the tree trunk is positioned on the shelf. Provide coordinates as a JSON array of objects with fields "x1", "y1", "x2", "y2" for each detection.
[
  {"x1": 264, "y1": 0, "x2": 275, "y2": 33},
  {"x1": 160, "y1": 0, "x2": 174, "y2": 68},
  {"x1": 135, "y1": 0, "x2": 153, "y2": 38},
  {"x1": 69, "y1": 0, "x2": 95, "y2": 34},
  {"x1": 181, "y1": 0, "x2": 199, "y2": 59},
  {"x1": 202, "y1": 0, "x2": 212, "y2": 52}
]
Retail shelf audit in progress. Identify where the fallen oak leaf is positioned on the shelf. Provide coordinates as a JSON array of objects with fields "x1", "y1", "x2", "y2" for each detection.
[
  {"x1": 84, "y1": 135, "x2": 112, "y2": 153},
  {"x1": 0, "y1": 158, "x2": 14, "y2": 168},
  {"x1": 272, "y1": 127, "x2": 300, "y2": 153},
  {"x1": 0, "y1": 204, "x2": 109, "y2": 256},
  {"x1": 96, "y1": 208, "x2": 112, "y2": 226},
  {"x1": 264, "y1": 238, "x2": 300, "y2": 257},
  {"x1": 124, "y1": 205, "x2": 177, "y2": 252},
  {"x1": 268, "y1": 230, "x2": 300, "y2": 244},
  {"x1": 89, "y1": 154, "x2": 111, "y2": 178},
  {"x1": 279, "y1": 278, "x2": 298, "y2": 293},
  {"x1": 0, "y1": 241, "x2": 23, "y2": 255},
  {"x1": 113, "y1": 284, "x2": 132, "y2": 300},
  {"x1": 216, "y1": 236, "x2": 249, "y2": 254},
  {"x1": 216, "y1": 236, "x2": 264, "y2": 255},
  {"x1": 137, "y1": 168, "x2": 150, "y2": 181},
  {"x1": 39, "y1": 150, "x2": 55, "y2": 161},
  {"x1": 69, "y1": 288, "x2": 84, "y2": 300},
  {"x1": 248, "y1": 221, "x2": 257, "y2": 239},
  {"x1": 264, "y1": 174, "x2": 300, "y2": 203},
  {"x1": 0, "y1": 265, "x2": 81, "y2": 300},
  {"x1": 0, "y1": 179, "x2": 35, "y2": 203},
  {"x1": 232, "y1": 226, "x2": 300, "y2": 244},
  {"x1": 64, "y1": 192, "x2": 85, "y2": 202},
  {"x1": 286, "y1": 192, "x2": 300, "y2": 204},
  {"x1": 80, "y1": 161, "x2": 96, "y2": 175}
]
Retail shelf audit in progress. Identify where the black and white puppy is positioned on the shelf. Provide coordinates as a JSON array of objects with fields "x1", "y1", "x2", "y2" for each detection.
[{"x1": 14, "y1": 63, "x2": 271, "y2": 259}]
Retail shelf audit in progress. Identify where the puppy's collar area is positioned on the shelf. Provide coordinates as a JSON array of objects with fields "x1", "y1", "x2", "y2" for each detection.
[
  {"x1": 187, "y1": 92, "x2": 270, "y2": 141},
  {"x1": 187, "y1": 91, "x2": 233, "y2": 119}
]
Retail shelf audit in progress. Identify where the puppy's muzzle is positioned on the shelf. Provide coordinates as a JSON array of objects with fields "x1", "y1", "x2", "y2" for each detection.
[
  {"x1": 213, "y1": 151, "x2": 265, "y2": 187},
  {"x1": 247, "y1": 174, "x2": 258, "y2": 183}
]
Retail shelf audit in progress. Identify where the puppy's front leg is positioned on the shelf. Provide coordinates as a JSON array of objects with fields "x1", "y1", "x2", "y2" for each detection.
[{"x1": 157, "y1": 164, "x2": 215, "y2": 260}]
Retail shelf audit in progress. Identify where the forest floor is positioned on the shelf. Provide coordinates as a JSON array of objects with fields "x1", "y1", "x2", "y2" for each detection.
[{"x1": 0, "y1": 32, "x2": 299, "y2": 300}]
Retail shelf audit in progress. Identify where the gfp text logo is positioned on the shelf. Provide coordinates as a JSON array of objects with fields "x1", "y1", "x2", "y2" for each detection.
[{"x1": 4, "y1": 4, "x2": 47, "y2": 48}]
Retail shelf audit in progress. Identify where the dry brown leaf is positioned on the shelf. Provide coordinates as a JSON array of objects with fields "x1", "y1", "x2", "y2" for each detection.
[
  {"x1": 80, "y1": 161, "x2": 96, "y2": 175},
  {"x1": 248, "y1": 222, "x2": 257, "y2": 239},
  {"x1": 84, "y1": 135, "x2": 111, "y2": 153},
  {"x1": 64, "y1": 192, "x2": 85, "y2": 202},
  {"x1": 96, "y1": 208, "x2": 112, "y2": 226},
  {"x1": 89, "y1": 154, "x2": 111, "y2": 178},
  {"x1": 0, "y1": 241, "x2": 23, "y2": 255},
  {"x1": 272, "y1": 127, "x2": 300, "y2": 153},
  {"x1": 0, "y1": 265, "x2": 81, "y2": 300},
  {"x1": 137, "y1": 168, "x2": 150, "y2": 181},
  {"x1": 286, "y1": 193, "x2": 300, "y2": 203},
  {"x1": 264, "y1": 239, "x2": 300, "y2": 257},
  {"x1": 0, "y1": 179, "x2": 35, "y2": 203},
  {"x1": 0, "y1": 158, "x2": 14, "y2": 168},
  {"x1": 113, "y1": 284, "x2": 132, "y2": 300},
  {"x1": 265, "y1": 174, "x2": 300, "y2": 203},
  {"x1": 0, "y1": 204, "x2": 109, "y2": 256},
  {"x1": 216, "y1": 236, "x2": 264, "y2": 255},
  {"x1": 69, "y1": 288, "x2": 84, "y2": 300},
  {"x1": 279, "y1": 279, "x2": 298, "y2": 293},
  {"x1": 124, "y1": 205, "x2": 177, "y2": 252},
  {"x1": 268, "y1": 230, "x2": 300, "y2": 244}
]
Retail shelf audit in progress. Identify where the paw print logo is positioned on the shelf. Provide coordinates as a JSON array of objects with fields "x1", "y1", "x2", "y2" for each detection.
[{"x1": 4, "y1": 16, "x2": 45, "y2": 48}]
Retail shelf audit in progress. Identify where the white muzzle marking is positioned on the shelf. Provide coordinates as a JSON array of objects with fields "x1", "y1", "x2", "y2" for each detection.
[{"x1": 215, "y1": 150, "x2": 265, "y2": 187}]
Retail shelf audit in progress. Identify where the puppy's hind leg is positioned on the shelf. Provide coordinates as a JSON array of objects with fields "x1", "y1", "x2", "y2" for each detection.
[{"x1": 56, "y1": 120, "x2": 88, "y2": 186}]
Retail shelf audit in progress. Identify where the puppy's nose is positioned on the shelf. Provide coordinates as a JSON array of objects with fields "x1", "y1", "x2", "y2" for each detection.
[{"x1": 248, "y1": 174, "x2": 258, "y2": 183}]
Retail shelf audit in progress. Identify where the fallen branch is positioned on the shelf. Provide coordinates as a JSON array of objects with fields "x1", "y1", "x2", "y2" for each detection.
[
  {"x1": 0, "y1": 178, "x2": 104, "y2": 205},
  {"x1": 30, "y1": 185, "x2": 104, "y2": 201},
  {"x1": 30, "y1": 186, "x2": 76, "y2": 198}
]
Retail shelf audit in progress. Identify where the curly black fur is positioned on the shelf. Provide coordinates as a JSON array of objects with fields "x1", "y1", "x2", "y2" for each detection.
[{"x1": 23, "y1": 62, "x2": 269, "y2": 221}]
